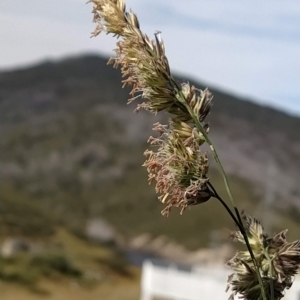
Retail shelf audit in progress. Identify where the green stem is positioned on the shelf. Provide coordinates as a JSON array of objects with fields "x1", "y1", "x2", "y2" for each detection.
[
  {"x1": 264, "y1": 248, "x2": 274, "y2": 300},
  {"x1": 209, "y1": 181, "x2": 268, "y2": 300},
  {"x1": 234, "y1": 208, "x2": 268, "y2": 300},
  {"x1": 172, "y1": 80, "x2": 268, "y2": 300},
  {"x1": 172, "y1": 80, "x2": 235, "y2": 207},
  {"x1": 207, "y1": 182, "x2": 241, "y2": 230}
]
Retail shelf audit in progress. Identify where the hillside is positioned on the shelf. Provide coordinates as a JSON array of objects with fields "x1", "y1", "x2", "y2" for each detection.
[{"x1": 0, "y1": 54, "x2": 299, "y2": 247}]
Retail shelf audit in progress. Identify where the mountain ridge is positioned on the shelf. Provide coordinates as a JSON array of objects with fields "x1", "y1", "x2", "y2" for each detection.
[{"x1": 0, "y1": 54, "x2": 299, "y2": 244}]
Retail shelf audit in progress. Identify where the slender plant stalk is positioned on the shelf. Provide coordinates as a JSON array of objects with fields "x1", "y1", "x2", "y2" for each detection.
[
  {"x1": 171, "y1": 78, "x2": 235, "y2": 204},
  {"x1": 264, "y1": 248, "x2": 275, "y2": 300},
  {"x1": 209, "y1": 181, "x2": 269, "y2": 300},
  {"x1": 234, "y1": 208, "x2": 268, "y2": 300},
  {"x1": 173, "y1": 78, "x2": 268, "y2": 300},
  {"x1": 87, "y1": 2, "x2": 296, "y2": 298},
  {"x1": 207, "y1": 182, "x2": 240, "y2": 230},
  {"x1": 177, "y1": 80, "x2": 268, "y2": 298}
]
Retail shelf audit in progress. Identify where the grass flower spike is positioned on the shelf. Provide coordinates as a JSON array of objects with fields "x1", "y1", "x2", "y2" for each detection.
[
  {"x1": 90, "y1": 0, "x2": 214, "y2": 215},
  {"x1": 227, "y1": 215, "x2": 300, "y2": 300},
  {"x1": 144, "y1": 120, "x2": 211, "y2": 216},
  {"x1": 89, "y1": 1, "x2": 299, "y2": 299},
  {"x1": 90, "y1": 0, "x2": 175, "y2": 113}
]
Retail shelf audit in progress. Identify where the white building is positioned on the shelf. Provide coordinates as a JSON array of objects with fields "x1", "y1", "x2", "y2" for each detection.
[{"x1": 141, "y1": 259, "x2": 300, "y2": 300}]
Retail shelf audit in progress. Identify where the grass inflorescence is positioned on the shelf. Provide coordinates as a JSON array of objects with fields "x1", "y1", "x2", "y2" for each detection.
[{"x1": 89, "y1": 1, "x2": 300, "y2": 299}]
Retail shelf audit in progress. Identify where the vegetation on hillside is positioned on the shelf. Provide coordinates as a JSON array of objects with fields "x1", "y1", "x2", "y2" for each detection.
[{"x1": 0, "y1": 55, "x2": 299, "y2": 245}]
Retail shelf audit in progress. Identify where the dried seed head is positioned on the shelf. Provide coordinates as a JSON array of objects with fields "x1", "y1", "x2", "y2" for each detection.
[
  {"x1": 90, "y1": 0, "x2": 176, "y2": 113},
  {"x1": 90, "y1": 0, "x2": 214, "y2": 216},
  {"x1": 227, "y1": 214, "x2": 300, "y2": 300},
  {"x1": 143, "y1": 120, "x2": 211, "y2": 216},
  {"x1": 89, "y1": 0, "x2": 213, "y2": 125},
  {"x1": 181, "y1": 84, "x2": 213, "y2": 122}
]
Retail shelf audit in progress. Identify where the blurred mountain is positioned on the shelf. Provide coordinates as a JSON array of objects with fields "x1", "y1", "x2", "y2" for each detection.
[{"x1": 0, "y1": 54, "x2": 299, "y2": 246}]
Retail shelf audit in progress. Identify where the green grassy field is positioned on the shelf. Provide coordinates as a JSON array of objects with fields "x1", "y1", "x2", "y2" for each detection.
[{"x1": 0, "y1": 228, "x2": 139, "y2": 299}]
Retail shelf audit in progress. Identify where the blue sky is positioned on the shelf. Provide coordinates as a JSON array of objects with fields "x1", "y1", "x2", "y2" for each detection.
[{"x1": 1, "y1": 0, "x2": 299, "y2": 115}]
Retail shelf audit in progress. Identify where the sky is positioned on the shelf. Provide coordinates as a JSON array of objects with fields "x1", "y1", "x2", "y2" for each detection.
[{"x1": 1, "y1": 0, "x2": 300, "y2": 116}]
